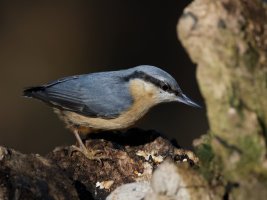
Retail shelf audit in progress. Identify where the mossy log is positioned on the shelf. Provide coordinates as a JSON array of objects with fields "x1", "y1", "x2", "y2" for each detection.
[{"x1": 178, "y1": 0, "x2": 267, "y2": 199}]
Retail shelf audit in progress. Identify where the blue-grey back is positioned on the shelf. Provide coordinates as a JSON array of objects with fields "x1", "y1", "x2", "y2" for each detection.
[{"x1": 30, "y1": 70, "x2": 134, "y2": 118}]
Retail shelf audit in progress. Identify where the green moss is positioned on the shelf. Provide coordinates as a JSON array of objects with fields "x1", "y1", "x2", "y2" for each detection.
[
  {"x1": 195, "y1": 134, "x2": 220, "y2": 182},
  {"x1": 237, "y1": 135, "x2": 264, "y2": 170},
  {"x1": 242, "y1": 43, "x2": 259, "y2": 70},
  {"x1": 218, "y1": 134, "x2": 266, "y2": 181},
  {"x1": 197, "y1": 143, "x2": 214, "y2": 165},
  {"x1": 228, "y1": 85, "x2": 241, "y2": 109}
]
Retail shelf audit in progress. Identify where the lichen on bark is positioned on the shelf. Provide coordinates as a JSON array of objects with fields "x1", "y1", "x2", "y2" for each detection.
[{"x1": 178, "y1": 0, "x2": 267, "y2": 199}]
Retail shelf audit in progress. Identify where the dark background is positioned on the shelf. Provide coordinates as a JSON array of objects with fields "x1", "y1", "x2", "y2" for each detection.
[{"x1": 0, "y1": 0, "x2": 208, "y2": 154}]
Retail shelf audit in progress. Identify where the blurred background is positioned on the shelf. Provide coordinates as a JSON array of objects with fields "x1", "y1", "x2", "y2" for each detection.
[{"x1": 0, "y1": 0, "x2": 208, "y2": 154}]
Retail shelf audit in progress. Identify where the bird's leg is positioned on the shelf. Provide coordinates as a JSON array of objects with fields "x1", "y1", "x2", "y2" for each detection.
[
  {"x1": 71, "y1": 129, "x2": 107, "y2": 161},
  {"x1": 73, "y1": 129, "x2": 88, "y2": 152}
]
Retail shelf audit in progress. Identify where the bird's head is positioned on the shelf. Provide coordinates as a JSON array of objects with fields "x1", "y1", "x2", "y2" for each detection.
[{"x1": 125, "y1": 65, "x2": 200, "y2": 108}]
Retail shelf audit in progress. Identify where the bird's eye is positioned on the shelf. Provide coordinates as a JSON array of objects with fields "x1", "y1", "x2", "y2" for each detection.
[{"x1": 161, "y1": 83, "x2": 170, "y2": 91}]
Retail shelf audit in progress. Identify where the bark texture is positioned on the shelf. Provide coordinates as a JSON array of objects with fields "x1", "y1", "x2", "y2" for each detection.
[
  {"x1": 178, "y1": 0, "x2": 267, "y2": 199},
  {"x1": 0, "y1": 129, "x2": 198, "y2": 200}
]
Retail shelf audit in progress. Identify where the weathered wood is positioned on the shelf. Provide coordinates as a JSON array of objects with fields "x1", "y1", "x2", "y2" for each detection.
[{"x1": 178, "y1": 0, "x2": 267, "y2": 199}]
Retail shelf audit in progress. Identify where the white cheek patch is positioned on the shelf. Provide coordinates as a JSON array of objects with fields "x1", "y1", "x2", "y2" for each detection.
[
  {"x1": 131, "y1": 79, "x2": 177, "y2": 103},
  {"x1": 158, "y1": 92, "x2": 177, "y2": 103}
]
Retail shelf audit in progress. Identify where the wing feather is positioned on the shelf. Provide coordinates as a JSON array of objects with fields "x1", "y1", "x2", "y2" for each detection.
[{"x1": 24, "y1": 73, "x2": 133, "y2": 118}]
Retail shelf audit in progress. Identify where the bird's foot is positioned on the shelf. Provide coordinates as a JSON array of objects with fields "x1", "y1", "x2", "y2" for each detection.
[{"x1": 70, "y1": 145, "x2": 108, "y2": 162}]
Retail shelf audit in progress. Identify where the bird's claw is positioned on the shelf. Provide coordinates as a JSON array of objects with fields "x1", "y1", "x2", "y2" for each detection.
[{"x1": 70, "y1": 145, "x2": 108, "y2": 162}]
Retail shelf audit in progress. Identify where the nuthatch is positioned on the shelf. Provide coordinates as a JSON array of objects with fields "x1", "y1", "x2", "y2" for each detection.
[{"x1": 24, "y1": 65, "x2": 200, "y2": 159}]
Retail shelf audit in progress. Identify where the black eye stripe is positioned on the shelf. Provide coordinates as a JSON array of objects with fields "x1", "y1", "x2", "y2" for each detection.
[
  {"x1": 125, "y1": 71, "x2": 165, "y2": 88},
  {"x1": 125, "y1": 70, "x2": 178, "y2": 95}
]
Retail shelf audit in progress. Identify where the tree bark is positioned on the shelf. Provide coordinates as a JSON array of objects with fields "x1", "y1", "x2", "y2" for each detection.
[
  {"x1": 178, "y1": 0, "x2": 267, "y2": 199},
  {"x1": 0, "y1": 129, "x2": 198, "y2": 200}
]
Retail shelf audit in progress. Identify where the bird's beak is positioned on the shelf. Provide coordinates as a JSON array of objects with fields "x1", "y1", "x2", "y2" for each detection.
[{"x1": 177, "y1": 93, "x2": 201, "y2": 108}]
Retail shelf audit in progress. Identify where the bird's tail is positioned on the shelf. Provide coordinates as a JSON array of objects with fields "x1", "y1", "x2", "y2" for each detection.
[{"x1": 23, "y1": 86, "x2": 45, "y2": 98}]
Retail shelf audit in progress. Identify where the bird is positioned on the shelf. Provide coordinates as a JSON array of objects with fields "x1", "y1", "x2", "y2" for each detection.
[{"x1": 23, "y1": 65, "x2": 200, "y2": 160}]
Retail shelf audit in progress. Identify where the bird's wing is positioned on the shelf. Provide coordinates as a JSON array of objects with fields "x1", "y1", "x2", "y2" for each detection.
[{"x1": 24, "y1": 73, "x2": 133, "y2": 119}]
